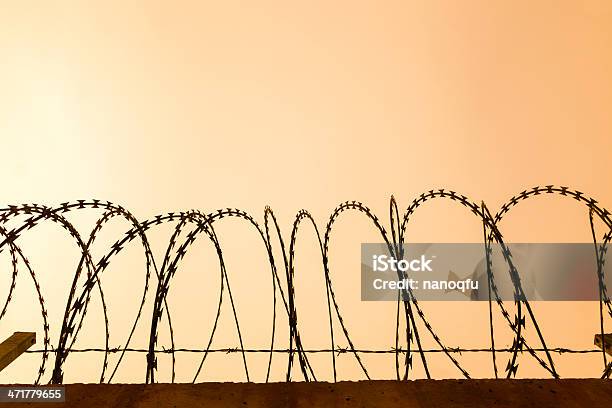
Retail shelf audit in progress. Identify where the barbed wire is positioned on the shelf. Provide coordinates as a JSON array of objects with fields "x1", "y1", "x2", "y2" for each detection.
[
  {"x1": 24, "y1": 347, "x2": 603, "y2": 354},
  {"x1": 0, "y1": 186, "x2": 610, "y2": 384}
]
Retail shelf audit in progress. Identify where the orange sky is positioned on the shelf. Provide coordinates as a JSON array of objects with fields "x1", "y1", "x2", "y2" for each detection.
[{"x1": 0, "y1": 1, "x2": 611, "y2": 383}]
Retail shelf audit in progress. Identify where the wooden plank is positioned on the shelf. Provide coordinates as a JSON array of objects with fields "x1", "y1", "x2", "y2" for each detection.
[
  {"x1": 0, "y1": 332, "x2": 36, "y2": 372},
  {"x1": 594, "y1": 333, "x2": 612, "y2": 356},
  {"x1": 29, "y1": 380, "x2": 612, "y2": 408}
]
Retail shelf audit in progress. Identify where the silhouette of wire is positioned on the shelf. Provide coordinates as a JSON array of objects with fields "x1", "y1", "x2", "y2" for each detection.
[{"x1": 0, "y1": 186, "x2": 609, "y2": 384}]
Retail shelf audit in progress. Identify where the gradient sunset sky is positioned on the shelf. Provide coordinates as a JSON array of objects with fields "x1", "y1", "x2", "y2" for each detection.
[{"x1": 1, "y1": 1, "x2": 611, "y2": 383}]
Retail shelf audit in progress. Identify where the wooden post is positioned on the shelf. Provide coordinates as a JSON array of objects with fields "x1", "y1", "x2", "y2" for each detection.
[
  {"x1": 594, "y1": 333, "x2": 612, "y2": 356},
  {"x1": 0, "y1": 332, "x2": 36, "y2": 372}
]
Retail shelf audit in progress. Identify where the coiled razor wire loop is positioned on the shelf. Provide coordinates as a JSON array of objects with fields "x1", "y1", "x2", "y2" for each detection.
[{"x1": 0, "y1": 186, "x2": 609, "y2": 384}]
